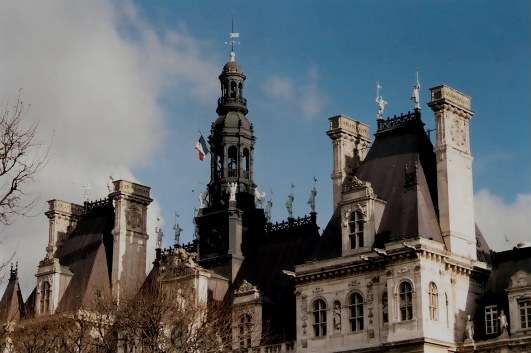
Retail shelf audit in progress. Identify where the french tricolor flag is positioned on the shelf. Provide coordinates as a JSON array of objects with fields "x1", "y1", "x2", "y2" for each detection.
[{"x1": 194, "y1": 135, "x2": 209, "y2": 161}]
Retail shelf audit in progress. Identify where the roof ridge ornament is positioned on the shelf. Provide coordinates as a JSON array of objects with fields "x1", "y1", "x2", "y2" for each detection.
[
  {"x1": 411, "y1": 72, "x2": 421, "y2": 110},
  {"x1": 375, "y1": 82, "x2": 387, "y2": 120}
]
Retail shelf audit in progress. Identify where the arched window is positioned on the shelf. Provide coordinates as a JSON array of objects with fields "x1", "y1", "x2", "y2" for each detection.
[
  {"x1": 40, "y1": 281, "x2": 51, "y2": 314},
  {"x1": 428, "y1": 282, "x2": 438, "y2": 321},
  {"x1": 216, "y1": 155, "x2": 223, "y2": 180},
  {"x1": 312, "y1": 299, "x2": 327, "y2": 337},
  {"x1": 348, "y1": 211, "x2": 364, "y2": 249},
  {"x1": 228, "y1": 146, "x2": 238, "y2": 177},
  {"x1": 348, "y1": 293, "x2": 364, "y2": 331},
  {"x1": 239, "y1": 313, "x2": 252, "y2": 348},
  {"x1": 382, "y1": 291, "x2": 389, "y2": 323},
  {"x1": 239, "y1": 82, "x2": 243, "y2": 98},
  {"x1": 399, "y1": 281, "x2": 413, "y2": 321},
  {"x1": 230, "y1": 81, "x2": 237, "y2": 98},
  {"x1": 242, "y1": 148, "x2": 250, "y2": 179},
  {"x1": 222, "y1": 80, "x2": 227, "y2": 97}
]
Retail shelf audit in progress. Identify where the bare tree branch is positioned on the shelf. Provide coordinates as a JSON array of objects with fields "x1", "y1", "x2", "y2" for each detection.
[{"x1": 0, "y1": 92, "x2": 49, "y2": 226}]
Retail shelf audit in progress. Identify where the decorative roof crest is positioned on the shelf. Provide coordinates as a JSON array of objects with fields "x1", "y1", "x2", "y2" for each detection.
[{"x1": 235, "y1": 280, "x2": 259, "y2": 296}]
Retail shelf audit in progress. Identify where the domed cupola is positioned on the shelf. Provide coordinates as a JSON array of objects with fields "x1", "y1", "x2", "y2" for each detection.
[
  {"x1": 207, "y1": 49, "x2": 256, "y2": 211},
  {"x1": 216, "y1": 51, "x2": 248, "y2": 115}
]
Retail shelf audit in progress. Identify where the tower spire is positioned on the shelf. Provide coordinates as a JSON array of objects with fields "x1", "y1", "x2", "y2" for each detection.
[{"x1": 225, "y1": 17, "x2": 240, "y2": 60}]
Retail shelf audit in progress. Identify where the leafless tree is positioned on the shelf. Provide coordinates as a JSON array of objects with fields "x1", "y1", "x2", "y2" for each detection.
[
  {"x1": 115, "y1": 281, "x2": 233, "y2": 353},
  {"x1": 0, "y1": 93, "x2": 49, "y2": 227},
  {"x1": 8, "y1": 315, "x2": 63, "y2": 353}
]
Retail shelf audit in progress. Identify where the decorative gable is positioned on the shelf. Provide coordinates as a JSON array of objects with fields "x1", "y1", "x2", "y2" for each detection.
[{"x1": 508, "y1": 270, "x2": 531, "y2": 290}]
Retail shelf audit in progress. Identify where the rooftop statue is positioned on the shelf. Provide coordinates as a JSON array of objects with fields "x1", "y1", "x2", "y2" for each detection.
[
  {"x1": 375, "y1": 83, "x2": 387, "y2": 119},
  {"x1": 228, "y1": 182, "x2": 238, "y2": 202},
  {"x1": 255, "y1": 187, "x2": 266, "y2": 208},
  {"x1": 308, "y1": 186, "x2": 317, "y2": 213},
  {"x1": 286, "y1": 194, "x2": 294, "y2": 218}
]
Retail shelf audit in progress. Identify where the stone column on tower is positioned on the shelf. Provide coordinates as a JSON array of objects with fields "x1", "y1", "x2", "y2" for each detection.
[
  {"x1": 327, "y1": 115, "x2": 371, "y2": 209},
  {"x1": 428, "y1": 85, "x2": 476, "y2": 260}
]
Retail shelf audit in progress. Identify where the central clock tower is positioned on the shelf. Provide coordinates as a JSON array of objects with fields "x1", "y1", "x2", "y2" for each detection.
[{"x1": 194, "y1": 49, "x2": 266, "y2": 282}]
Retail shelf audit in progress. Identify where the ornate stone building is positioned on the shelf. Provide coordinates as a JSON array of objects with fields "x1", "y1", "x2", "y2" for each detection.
[{"x1": 1, "y1": 46, "x2": 530, "y2": 353}]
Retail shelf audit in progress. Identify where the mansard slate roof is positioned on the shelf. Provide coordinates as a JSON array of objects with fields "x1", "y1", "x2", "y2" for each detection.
[
  {"x1": 361, "y1": 112, "x2": 442, "y2": 246},
  {"x1": 313, "y1": 111, "x2": 489, "y2": 260},
  {"x1": 53, "y1": 200, "x2": 115, "y2": 312},
  {"x1": 234, "y1": 216, "x2": 320, "y2": 341}
]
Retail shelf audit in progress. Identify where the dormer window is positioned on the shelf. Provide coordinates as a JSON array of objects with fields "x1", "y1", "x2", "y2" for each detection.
[
  {"x1": 348, "y1": 211, "x2": 364, "y2": 249},
  {"x1": 519, "y1": 298, "x2": 531, "y2": 329}
]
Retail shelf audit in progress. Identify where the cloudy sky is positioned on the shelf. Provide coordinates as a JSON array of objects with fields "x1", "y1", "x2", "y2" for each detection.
[{"x1": 0, "y1": 0, "x2": 529, "y2": 295}]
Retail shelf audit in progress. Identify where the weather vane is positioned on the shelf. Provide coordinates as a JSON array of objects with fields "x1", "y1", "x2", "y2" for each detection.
[
  {"x1": 375, "y1": 82, "x2": 387, "y2": 120},
  {"x1": 410, "y1": 72, "x2": 421, "y2": 110},
  {"x1": 225, "y1": 17, "x2": 240, "y2": 59}
]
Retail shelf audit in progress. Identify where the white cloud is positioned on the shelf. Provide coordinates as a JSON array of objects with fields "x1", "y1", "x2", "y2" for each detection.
[
  {"x1": 261, "y1": 66, "x2": 329, "y2": 120},
  {"x1": 475, "y1": 189, "x2": 531, "y2": 251},
  {"x1": 0, "y1": 0, "x2": 218, "y2": 295},
  {"x1": 262, "y1": 76, "x2": 294, "y2": 100}
]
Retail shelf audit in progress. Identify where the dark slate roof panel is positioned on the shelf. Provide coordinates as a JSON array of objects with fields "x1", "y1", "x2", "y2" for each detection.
[
  {"x1": 235, "y1": 221, "x2": 320, "y2": 342},
  {"x1": 357, "y1": 118, "x2": 441, "y2": 246},
  {"x1": 54, "y1": 205, "x2": 115, "y2": 312},
  {"x1": 311, "y1": 208, "x2": 342, "y2": 261}
]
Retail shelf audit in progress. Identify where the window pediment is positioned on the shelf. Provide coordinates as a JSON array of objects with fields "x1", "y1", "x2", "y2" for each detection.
[{"x1": 508, "y1": 270, "x2": 531, "y2": 290}]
